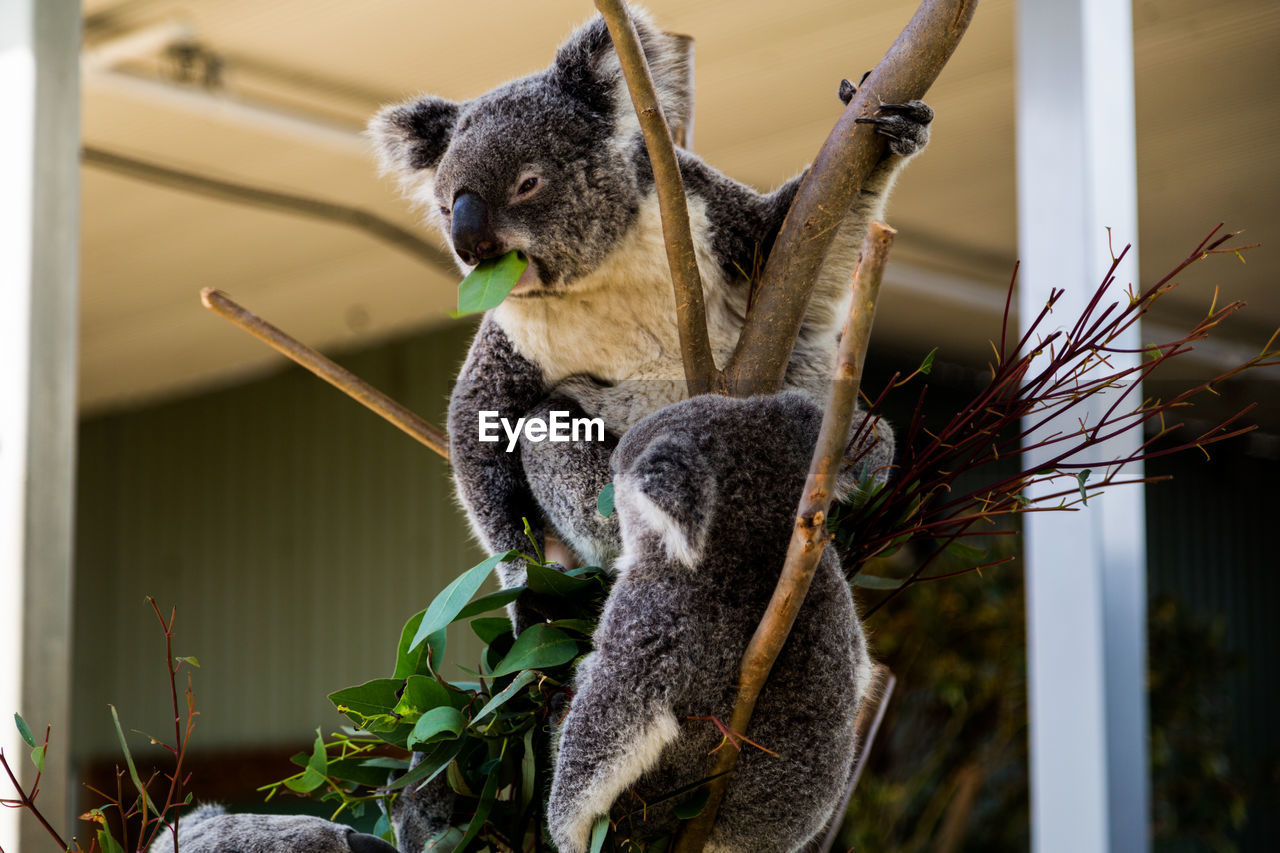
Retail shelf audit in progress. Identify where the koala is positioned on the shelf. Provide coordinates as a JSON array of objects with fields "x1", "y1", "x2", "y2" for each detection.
[
  {"x1": 369, "y1": 10, "x2": 927, "y2": 629},
  {"x1": 546, "y1": 392, "x2": 873, "y2": 853},
  {"x1": 146, "y1": 804, "x2": 397, "y2": 853}
]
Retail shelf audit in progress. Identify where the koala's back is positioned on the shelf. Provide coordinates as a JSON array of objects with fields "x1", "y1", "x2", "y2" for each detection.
[{"x1": 610, "y1": 549, "x2": 867, "y2": 848}]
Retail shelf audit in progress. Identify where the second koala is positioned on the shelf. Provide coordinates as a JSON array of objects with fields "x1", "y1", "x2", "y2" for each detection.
[{"x1": 547, "y1": 392, "x2": 874, "y2": 852}]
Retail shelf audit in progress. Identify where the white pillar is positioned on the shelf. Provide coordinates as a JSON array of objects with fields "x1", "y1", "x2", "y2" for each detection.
[
  {"x1": 0, "y1": 0, "x2": 80, "y2": 850},
  {"x1": 1016, "y1": 1, "x2": 1149, "y2": 851}
]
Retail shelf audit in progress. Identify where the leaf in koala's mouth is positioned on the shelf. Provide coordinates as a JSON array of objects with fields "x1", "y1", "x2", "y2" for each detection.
[{"x1": 455, "y1": 250, "x2": 530, "y2": 315}]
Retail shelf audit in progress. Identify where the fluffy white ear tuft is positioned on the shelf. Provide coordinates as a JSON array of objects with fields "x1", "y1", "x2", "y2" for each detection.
[{"x1": 615, "y1": 437, "x2": 715, "y2": 569}]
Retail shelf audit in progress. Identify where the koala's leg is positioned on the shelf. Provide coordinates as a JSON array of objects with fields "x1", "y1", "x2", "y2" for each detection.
[
  {"x1": 387, "y1": 756, "x2": 456, "y2": 853},
  {"x1": 519, "y1": 395, "x2": 622, "y2": 571},
  {"x1": 547, "y1": 652, "x2": 682, "y2": 853},
  {"x1": 448, "y1": 316, "x2": 551, "y2": 634}
]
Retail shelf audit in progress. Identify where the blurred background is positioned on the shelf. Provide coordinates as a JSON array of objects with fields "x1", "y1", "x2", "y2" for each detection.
[{"x1": 67, "y1": 0, "x2": 1277, "y2": 848}]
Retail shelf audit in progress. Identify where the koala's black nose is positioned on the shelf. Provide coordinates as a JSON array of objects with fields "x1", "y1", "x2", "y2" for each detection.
[{"x1": 451, "y1": 192, "x2": 502, "y2": 265}]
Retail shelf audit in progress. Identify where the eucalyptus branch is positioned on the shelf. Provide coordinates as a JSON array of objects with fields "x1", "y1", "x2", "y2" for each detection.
[
  {"x1": 595, "y1": 0, "x2": 719, "y2": 395},
  {"x1": 200, "y1": 289, "x2": 450, "y2": 460},
  {"x1": 676, "y1": 223, "x2": 895, "y2": 852},
  {"x1": 724, "y1": 0, "x2": 978, "y2": 396}
]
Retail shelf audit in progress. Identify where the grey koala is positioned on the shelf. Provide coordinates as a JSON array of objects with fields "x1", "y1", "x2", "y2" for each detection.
[
  {"x1": 546, "y1": 392, "x2": 873, "y2": 853},
  {"x1": 369, "y1": 10, "x2": 927, "y2": 629},
  {"x1": 146, "y1": 804, "x2": 397, "y2": 853}
]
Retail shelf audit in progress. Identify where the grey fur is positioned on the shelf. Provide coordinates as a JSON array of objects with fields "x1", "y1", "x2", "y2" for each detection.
[
  {"x1": 546, "y1": 393, "x2": 873, "y2": 852},
  {"x1": 369, "y1": 11, "x2": 927, "y2": 631},
  {"x1": 146, "y1": 804, "x2": 396, "y2": 853},
  {"x1": 385, "y1": 751, "x2": 457, "y2": 853}
]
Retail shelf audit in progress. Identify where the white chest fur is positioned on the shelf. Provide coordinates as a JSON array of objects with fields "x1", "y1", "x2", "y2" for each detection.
[{"x1": 493, "y1": 195, "x2": 745, "y2": 389}]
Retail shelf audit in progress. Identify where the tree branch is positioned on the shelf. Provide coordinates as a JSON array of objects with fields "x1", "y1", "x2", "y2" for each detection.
[
  {"x1": 675, "y1": 223, "x2": 895, "y2": 852},
  {"x1": 723, "y1": 0, "x2": 978, "y2": 396},
  {"x1": 595, "y1": 0, "x2": 720, "y2": 395},
  {"x1": 200, "y1": 289, "x2": 450, "y2": 459}
]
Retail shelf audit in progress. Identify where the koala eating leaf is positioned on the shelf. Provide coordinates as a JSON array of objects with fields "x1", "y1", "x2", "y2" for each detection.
[
  {"x1": 369, "y1": 10, "x2": 926, "y2": 630},
  {"x1": 546, "y1": 392, "x2": 874, "y2": 852}
]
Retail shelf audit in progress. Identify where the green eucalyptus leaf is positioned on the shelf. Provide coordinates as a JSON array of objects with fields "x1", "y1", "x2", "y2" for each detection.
[
  {"x1": 329, "y1": 678, "x2": 403, "y2": 718},
  {"x1": 944, "y1": 540, "x2": 988, "y2": 562},
  {"x1": 852, "y1": 574, "x2": 907, "y2": 591},
  {"x1": 14, "y1": 713, "x2": 35, "y2": 748},
  {"x1": 384, "y1": 740, "x2": 461, "y2": 791},
  {"x1": 521, "y1": 728, "x2": 536, "y2": 810},
  {"x1": 109, "y1": 704, "x2": 159, "y2": 817},
  {"x1": 307, "y1": 729, "x2": 328, "y2": 776},
  {"x1": 394, "y1": 675, "x2": 454, "y2": 718},
  {"x1": 30, "y1": 745, "x2": 45, "y2": 773},
  {"x1": 918, "y1": 346, "x2": 938, "y2": 376},
  {"x1": 455, "y1": 769, "x2": 502, "y2": 849},
  {"x1": 1077, "y1": 468, "x2": 1092, "y2": 505},
  {"x1": 394, "y1": 609, "x2": 430, "y2": 679},
  {"x1": 372, "y1": 811, "x2": 392, "y2": 842},
  {"x1": 470, "y1": 616, "x2": 514, "y2": 645},
  {"x1": 325, "y1": 757, "x2": 397, "y2": 789},
  {"x1": 406, "y1": 706, "x2": 466, "y2": 750},
  {"x1": 525, "y1": 561, "x2": 596, "y2": 596},
  {"x1": 490, "y1": 624, "x2": 579, "y2": 678},
  {"x1": 589, "y1": 815, "x2": 610, "y2": 853},
  {"x1": 674, "y1": 786, "x2": 712, "y2": 820},
  {"x1": 283, "y1": 766, "x2": 327, "y2": 794},
  {"x1": 454, "y1": 587, "x2": 523, "y2": 622},
  {"x1": 98, "y1": 829, "x2": 126, "y2": 853},
  {"x1": 472, "y1": 670, "x2": 539, "y2": 724},
  {"x1": 597, "y1": 482, "x2": 615, "y2": 517},
  {"x1": 456, "y1": 251, "x2": 530, "y2": 315},
  {"x1": 410, "y1": 551, "x2": 517, "y2": 654}
]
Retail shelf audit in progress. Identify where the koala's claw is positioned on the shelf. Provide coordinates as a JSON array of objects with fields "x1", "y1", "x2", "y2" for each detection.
[
  {"x1": 854, "y1": 100, "x2": 933, "y2": 158},
  {"x1": 837, "y1": 70, "x2": 874, "y2": 106}
]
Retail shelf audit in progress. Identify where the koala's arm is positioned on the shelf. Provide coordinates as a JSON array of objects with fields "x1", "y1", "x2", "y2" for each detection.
[
  {"x1": 519, "y1": 393, "x2": 621, "y2": 569},
  {"x1": 676, "y1": 98, "x2": 930, "y2": 336},
  {"x1": 547, "y1": 580, "x2": 692, "y2": 853},
  {"x1": 448, "y1": 316, "x2": 549, "y2": 595}
]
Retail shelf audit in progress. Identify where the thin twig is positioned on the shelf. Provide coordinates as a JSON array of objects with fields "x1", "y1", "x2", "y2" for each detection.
[
  {"x1": 595, "y1": 0, "x2": 719, "y2": 395},
  {"x1": 0, "y1": 748, "x2": 70, "y2": 851},
  {"x1": 675, "y1": 223, "x2": 895, "y2": 852},
  {"x1": 723, "y1": 0, "x2": 978, "y2": 396},
  {"x1": 200, "y1": 289, "x2": 450, "y2": 459}
]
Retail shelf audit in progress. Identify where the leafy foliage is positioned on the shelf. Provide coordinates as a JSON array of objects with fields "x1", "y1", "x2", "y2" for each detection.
[
  {"x1": 261, "y1": 551, "x2": 615, "y2": 850},
  {"x1": 2, "y1": 599, "x2": 200, "y2": 853}
]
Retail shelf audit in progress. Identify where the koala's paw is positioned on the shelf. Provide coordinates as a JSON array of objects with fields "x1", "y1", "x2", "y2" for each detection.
[
  {"x1": 546, "y1": 805, "x2": 594, "y2": 853},
  {"x1": 854, "y1": 100, "x2": 933, "y2": 158}
]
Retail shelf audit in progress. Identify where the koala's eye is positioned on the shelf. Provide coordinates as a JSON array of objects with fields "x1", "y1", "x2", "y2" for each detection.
[
  {"x1": 515, "y1": 175, "x2": 540, "y2": 199},
  {"x1": 438, "y1": 205, "x2": 450, "y2": 218}
]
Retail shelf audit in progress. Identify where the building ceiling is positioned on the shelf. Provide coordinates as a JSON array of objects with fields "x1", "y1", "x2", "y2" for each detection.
[{"x1": 79, "y1": 0, "x2": 1279, "y2": 424}]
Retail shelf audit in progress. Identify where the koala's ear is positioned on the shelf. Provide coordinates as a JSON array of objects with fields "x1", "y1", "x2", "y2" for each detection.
[
  {"x1": 619, "y1": 437, "x2": 715, "y2": 568},
  {"x1": 553, "y1": 12, "x2": 692, "y2": 136},
  {"x1": 368, "y1": 96, "x2": 459, "y2": 178}
]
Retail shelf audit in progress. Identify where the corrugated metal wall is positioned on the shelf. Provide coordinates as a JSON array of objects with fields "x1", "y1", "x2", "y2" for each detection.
[{"x1": 72, "y1": 322, "x2": 485, "y2": 761}]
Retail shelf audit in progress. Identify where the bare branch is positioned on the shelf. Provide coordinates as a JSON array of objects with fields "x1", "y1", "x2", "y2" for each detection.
[
  {"x1": 595, "y1": 0, "x2": 720, "y2": 395},
  {"x1": 200, "y1": 289, "x2": 450, "y2": 460},
  {"x1": 675, "y1": 223, "x2": 895, "y2": 851},
  {"x1": 724, "y1": 0, "x2": 979, "y2": 396}
]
